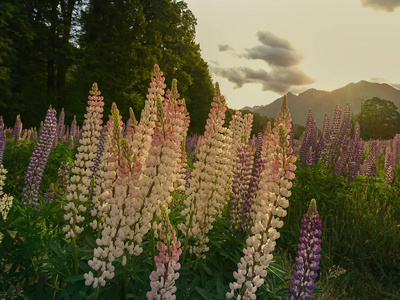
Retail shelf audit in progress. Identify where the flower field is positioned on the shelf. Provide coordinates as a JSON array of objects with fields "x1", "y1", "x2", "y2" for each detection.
[{"x1": 0, "y1": 65, "x2": 399, "y2": 300}]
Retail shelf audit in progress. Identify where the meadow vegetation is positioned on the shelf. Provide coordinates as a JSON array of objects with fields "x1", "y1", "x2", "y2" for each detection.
[{"x1": 0, "y1": 65, "x2": 399, "y2": 300}]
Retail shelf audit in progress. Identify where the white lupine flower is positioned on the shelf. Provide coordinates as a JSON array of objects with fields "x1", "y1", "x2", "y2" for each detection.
[
  {"x1": 179, "y1": 83, "x2": 235, "y2": 259},
  {"x1": 63, "y1": 83, "x2": 104, "y2": 241},
  {"x1": 0, "y1": 165, "x2": 13, "y2": 244},
  {"x1": 228, "y1": 96, "x2": 297, "y2": 299}
]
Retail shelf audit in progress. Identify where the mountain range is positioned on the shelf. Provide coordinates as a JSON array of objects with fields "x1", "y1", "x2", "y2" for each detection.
[{"x1": 241, "y1": 80, "x2": 400, "y2": 128}]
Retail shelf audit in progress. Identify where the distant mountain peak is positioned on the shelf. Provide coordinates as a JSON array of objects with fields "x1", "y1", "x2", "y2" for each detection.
[{"x1": 242, "y1": 80, "x2": 400, "y2": 127}]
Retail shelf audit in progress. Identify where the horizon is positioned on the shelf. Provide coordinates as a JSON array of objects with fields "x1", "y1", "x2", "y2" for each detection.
[{"x1": 240, "y1": 79, "x2": 400, "y2": 110}]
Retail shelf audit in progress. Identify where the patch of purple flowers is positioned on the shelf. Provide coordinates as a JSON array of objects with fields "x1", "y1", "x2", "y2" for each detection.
[{"x1": 284, "y1": 199, "x2": 322, "y2": 300}]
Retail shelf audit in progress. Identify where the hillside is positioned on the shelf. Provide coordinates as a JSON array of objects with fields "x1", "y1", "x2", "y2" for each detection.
[{"x1": 244, "y1": 80, "x2": 400, "y2": 127}]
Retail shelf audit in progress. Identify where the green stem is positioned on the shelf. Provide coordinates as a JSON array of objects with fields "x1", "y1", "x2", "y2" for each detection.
[
  {"x1": 94, "y1": 286, "x2": 99, "y2": 300},
  {"x1": 25, "y1": 206, "x2": 39, "y2": 284},
  {"x1": 72, "y1": 236, "x2": 78, "y2": 275},
  {"x1": 182, "y1": 239, "x2": 189, "y2": 263},
  {"x1": 124, "y1": 258, "x2": 129, "y2": 300},
  {"x1": 151, "y1": 227, "x2": 156, "y2": 270}
]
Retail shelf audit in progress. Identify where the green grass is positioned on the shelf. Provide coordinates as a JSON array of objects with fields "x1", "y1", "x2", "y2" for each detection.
[{"x1": 279, "y1": 162, "x2": 400, "y2": 300}]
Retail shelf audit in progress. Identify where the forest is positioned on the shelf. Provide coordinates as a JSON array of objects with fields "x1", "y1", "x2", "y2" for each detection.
[{"x1": 0, "y1": 0, "x2": 215, "y2": 133}]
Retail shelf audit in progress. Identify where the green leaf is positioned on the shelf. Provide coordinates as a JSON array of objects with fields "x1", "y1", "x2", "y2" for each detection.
[
  {"x1": 216, "y1": 277, "x2": 226, "y2": 299},
  {"x1": 195, "y1": 287, "x2": 212, "y2": 300},
  {"x1": 65, "y1": 274, "x2": 84, "y2": 282},
  {"x1": 49, "y1": 241, "x2": 63, "y2": 258}
]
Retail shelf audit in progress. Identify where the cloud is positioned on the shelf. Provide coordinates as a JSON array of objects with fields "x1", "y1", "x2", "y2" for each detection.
[
  {"x1": 361, "y1": 0, "x2": 400, "y2": 12},
  {"x1": 213, "y1": 30, "x2": 314, "y2": 94},
  {"x1": 240, "y1": 45, "x2": 303, "y2": 67},
  {"x1": 256, "y1": 31, "x2": 294, "y2": 50},
  {"x1": 369, "y1": 77, "x2": 400, "y2": 89},
  {"x1": 239, "y1": 30, "x2": 304, "y2": 67},
  {"x1": 218, "y1": 44, "x2": 233, "y2": 52},
  {"x1": 211, "y1": 66, "x2": 315, "y2": 94}
]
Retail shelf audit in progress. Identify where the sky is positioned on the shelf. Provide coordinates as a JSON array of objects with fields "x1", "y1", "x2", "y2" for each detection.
[{"x1": 184, "y1": 0, "x2": 400, "y2": 109}]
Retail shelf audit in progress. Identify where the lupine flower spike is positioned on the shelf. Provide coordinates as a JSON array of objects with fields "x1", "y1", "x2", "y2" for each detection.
[
  {"x1": 385, "y1": 150, "x2": 394, "y2": 184},
  {"x1": 62, "y1": 83, "x2": 104, "y2": 240},
  {"x1": 12, "y1": 114, "x2": 22, "y2": 141},
  {"x1": 0, "y1": 164, "x2": 13, "y2": 243},
  {"x1": 147, "y1": 206, "x2": 182, "y2": 300},
  {"x1": 179, "y1": 83, "x2": 233, "y2": 259},
  {"x1": 22, "y1": 107, "x2": 57, "y2": 207},
  {"x1": 284, "y1": 199, "x2": 322, "y2": 300},
  {"x1": 227, "y1": 95, "x2": 297, "y2": 299}
]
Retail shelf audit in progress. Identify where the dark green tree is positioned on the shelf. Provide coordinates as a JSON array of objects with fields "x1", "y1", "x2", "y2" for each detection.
[
  {"x1": 357, "y1": 97, "x2": 400, "y2": 140},
  {"x1": 74, "y1": 0, "x2": 214, "y2": 133},
  {"x1": 0, "y1": 1, "x2": 34, "y2": 125},
  {"x1": 0, "y1": 0, "x2": 85, "y2": 127}
]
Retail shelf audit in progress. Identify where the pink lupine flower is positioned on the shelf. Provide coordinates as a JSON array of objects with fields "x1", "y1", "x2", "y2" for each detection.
[
  {"x1": 86, "y1": 66, "x2": 187, "y2": 287},
  {"x1": 147, "y1": 206, "x2": 181, "y2": 300},
  {"x1": 164, "y1": 79, "x2": 190, "y2": 193},
  {"x1": 86, "y1": 107, "x2": 139, "y2": 287}
]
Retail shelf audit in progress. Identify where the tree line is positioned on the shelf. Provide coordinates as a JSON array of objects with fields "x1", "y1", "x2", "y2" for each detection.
[{"x1": 0, "y1": 0, "x2": 214, "y2": 133}]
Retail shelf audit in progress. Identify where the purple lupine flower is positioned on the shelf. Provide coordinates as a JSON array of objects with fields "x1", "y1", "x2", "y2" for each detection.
[
  {"x1": 57, "y1": 108, "x2": 65, "y2": 139},
  {"x1": 230, "y1": 144, "x2": 254, "y2": 231},
  {"x1": 289, "y1": 120, "x2": 295, "y2": 149},
  {"x1": 244, "y1": 131, "x2": 266, "y2": 231},
  {"x1": 321, "y1": 105, "x2": 342, "y2": 169},
  {"x1": 337, "y1": 104, "x2": 351, "y2": 148},
  {"x1": 285, "y1": 199, "x2": 322, "y2": 300},
  {"x1": 70, "y1": 116, "x2": 78, "y2": 142},
  {"x1": 12, "y1": 115, "x2": 22, "y2": 142},
  {"x1": 30, "y1": 128, "x2": 38, "y2": 140},
  {"x1": 43, "y1": 184, "x2": 55, "y2": 203},
  {"x1": 367, "y1": 141, "x2": 378, "y2": 177},
  {"x1": 310, "y1": 121, "x2": 318, "y2": 164},
  {"x1": 22, "y1": 108, "x2": 58, "y2": 207},
  {"x1": 0, "y1": 140, "x2": 4, "y2": 166},
  {"x1": 90, "y1": 124, "x2": 107, "y2": 201},
  {"x1": 385, "y1": 150, "x2": 394, "y2": 184},
  {"x1": 57, "y1": 162, "x2": 70, "y2": 195},
  {"x1": 0, "y1": 117, "x2": 5, "y2": 165},
  {"x1": 300, "y1": 109, "x2": 315, "y2": 164},
  {"x1": 314, "y1": 114, "x2": 329, "y2": 161},
  {"x1": 334, "y1": 144, "x2": 348, "y2": 176},
  {"x1": 347, "y1": 123, "x2": 362, "y2": 180},
  {"x1": 392, "y1": 134, "x2": 400, "y2": 166},
  {"x1": 305, "y1": 146, "x2": 313, "y2": 167},
  {"x1": 0, "y1": 116, "x2": 4, "y2": 141},
  {"x1": 185, "y1": 134, "x2": 200, "y2": 162}
]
